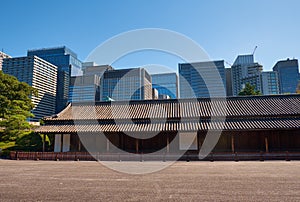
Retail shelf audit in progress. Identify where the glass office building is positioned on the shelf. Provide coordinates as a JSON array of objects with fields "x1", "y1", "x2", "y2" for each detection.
[
  {"x1": 261, "y1": 71, "x2": 280, "y2": 95},
  {"x1": 3, "y1": 56, "x2": 57, "y2": 122},
  {"x1": 101, "y1": 68, "x2": 152, "y2": 101},
  {"x1": 225, "y1": 68, "x2": 233, "y2": 96},
  {"x1": 179, "y1": 60, "x2": 226, "y2": 98},
  {"x1": 273, "y1": 59, "x2": 299, "y2": 94},
  {"x1": 151, "y1": 73, "x2": 178, "y2": 99},
  {"x1": 68, "y1": 75, "x2": 100, "y2": 103},
  {"x1": 27, "y1": 46, "x2": 82, "y2": 113},
  {"x1": 231, "y1": 54, "x2": 263, "y2": 96}
]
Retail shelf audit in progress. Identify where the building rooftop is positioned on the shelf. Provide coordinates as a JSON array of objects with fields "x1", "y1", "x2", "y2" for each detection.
[{"x1": 36, "y1": 94, "x2": 300, "y2": 133}]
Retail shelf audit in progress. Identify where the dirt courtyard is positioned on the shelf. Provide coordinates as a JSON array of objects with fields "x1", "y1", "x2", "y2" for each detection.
[{"x1": 0, "y1": 160, "x2": 299, "y2": 201}]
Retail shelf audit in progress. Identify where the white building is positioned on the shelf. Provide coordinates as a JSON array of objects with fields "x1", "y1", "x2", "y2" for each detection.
[
  {"x1": 3, "y1": 56, "x2": 57, "y2": 121},
  {"x1": 0, "y1": 51, "x2": 11, "y2": 71}
]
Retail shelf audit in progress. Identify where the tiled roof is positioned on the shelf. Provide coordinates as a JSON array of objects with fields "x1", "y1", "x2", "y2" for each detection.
[
  {"x1": 36, "y1": 95, "x2": 300, "y2": 133},
  {"x1": 36, "y1": 118, "x2": 300, "y2": 133}
]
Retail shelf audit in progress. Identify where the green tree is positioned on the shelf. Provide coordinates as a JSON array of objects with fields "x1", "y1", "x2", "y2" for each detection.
[
  {"x1": 0, "y1": 71, "x2": 38, "y2": 141},
  {"x1": 238, "y1": 83, "x2": 261, "y2": 96}
]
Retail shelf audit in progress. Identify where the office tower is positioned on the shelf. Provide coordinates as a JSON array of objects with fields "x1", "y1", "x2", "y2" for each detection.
[
  {"x1": 68, "y1": 75, "x2": 101, "y2": 103},
  {"x1": 3, "y1": 56, "x2": 57, "y2": 121},
  {"x1": 225, "y1": 68, "x2": 233, "y2": 96},
  {"x1": 101, "y1": 68, "x2": 152, "y2": 101},
  {"x1": 272, "y1": 58, "x2": 299, "y2": 94},
  {"x1": 152, "y1": 88, "x2": 159, "y2": 99},
  {"x1": 151, "y1": 72, "x2": 178, "y2": 99},
  {"x1": 178, "y1": 60, "x2": 226, "y2": 98},
  {"x1": 27, "y1": 46, "x2": 82, "y2": 113},
  {"x1": 296, "y1": 80, "x2": 300, "y2": 94},
  {"x1": 0, "y1": 51, "x2": 11, "y2": 71},
  {"x1": 83, "y1": 63, "x2": 113, "y2": 76},
  {"x1": 261, "y1": 71, "x2": 280, "y2": 95},
  {"x1": 231, "y1": 54, "x2": 263, "y2": 96}
]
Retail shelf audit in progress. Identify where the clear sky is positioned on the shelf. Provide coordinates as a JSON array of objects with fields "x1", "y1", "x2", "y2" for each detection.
[{"x1": 1, "y1": 0, "x2": 300, "y2": 73}]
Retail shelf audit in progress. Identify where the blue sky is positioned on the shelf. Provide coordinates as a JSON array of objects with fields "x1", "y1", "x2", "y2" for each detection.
[{"x1": 1, "y1": 0, "x2": 300, "y2": 72}]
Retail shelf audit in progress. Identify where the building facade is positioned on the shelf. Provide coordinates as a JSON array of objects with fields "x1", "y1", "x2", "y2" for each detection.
[
  {"x1": 231, "y1": 54, "x2": 263, "y2": 96},
  {"x1": 261, "y1": 71, "x2": 280, "y2": 95},
  {"x1": 27, "y1": 47, "x2": 82, "y2": 113},
  {"x1": 151, "y1": 72, "x2": 178, "y2": 99},
  {"x1": 0, "y1": 51, "x2": 11, "y2": 71},
  {"x1": 225, "y1": 68, "x2": 233, "y2": 96},
  {"x1": 36, "y1": 94, "x2": 300, "y2": 160},
  {"x1": 82, "y1": 63, "x2": 113, "y2": 76},
  {"x1": 68, "y1": 75, "x2": 101, "y2": 103},
  {"x1": 101, "y1": 68, "x2": 152, "y2": 101},
  {"x1": 272, "y1": 59, "x2": 299, "y2": 94},
  {"x1": 179, "y1": 60, "x2": 226, "y2": 98},
  {"x1": 3, "y1": 56, "x2": 57, "y2": 121}
]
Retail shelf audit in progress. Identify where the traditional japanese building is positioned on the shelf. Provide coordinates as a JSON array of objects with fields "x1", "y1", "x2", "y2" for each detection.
[{"x1": 34, "y1": 94, "x2": 300, "y2": 161}]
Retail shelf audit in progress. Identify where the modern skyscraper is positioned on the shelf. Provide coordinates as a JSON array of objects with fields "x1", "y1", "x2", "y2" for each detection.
[
  {"x1": 83, "y1": 63, "x2": 113, "y2": 77},
  {"x1": 0, "y1": 51, "x2": 11, "y2": 71},
  {"x1": 101, "y1": 68, "x2": 152, "y2": 101},
  {"x1": 231, "y1": 54, "x2": 263, "y2": 96},
  {"x1": 225, "y1": 68, "x2": 233, "y2": 96},
  {"x1": 27, "y1": 46, "x2": 82, "y2": 113},
  {"x1": 261, "y1": 71, "x2": 280, "y2": 95},
  {"x1": 296, "y1": 80, "x2": 300, "y2": 94},
  {"x1": 178, "y1": 60, "x2": 226, "y2": 98},
  {"x1": 3, "y1": 56, "x2": 57, "y2": 121},
  {"x1": 272, "y1": 58, "x2": 299, "y2": 94},
  {"x1": 68, "y1": 75, "x2": 100, "y2": 103},
  {"x1": 151, "y1": 72, "x2": 178, "y2": 99}
]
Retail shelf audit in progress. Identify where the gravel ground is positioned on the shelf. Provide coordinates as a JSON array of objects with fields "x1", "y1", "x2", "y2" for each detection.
[{"x1": 0, "y1": 160, "x2": 299, "y2": 201}]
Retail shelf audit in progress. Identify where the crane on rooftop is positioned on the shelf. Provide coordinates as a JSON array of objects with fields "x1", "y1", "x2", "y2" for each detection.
[{"x1": 252, "y1": 46, "x2": 258, "y2": 55}]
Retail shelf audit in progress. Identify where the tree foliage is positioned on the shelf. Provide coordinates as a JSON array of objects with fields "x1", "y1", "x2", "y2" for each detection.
[
  {"x1": 0, "y1": 71, "x2": 38, "y2": 140},
  {"x1": 238, "y1": 83, "x2": 262, "y2": 96}
]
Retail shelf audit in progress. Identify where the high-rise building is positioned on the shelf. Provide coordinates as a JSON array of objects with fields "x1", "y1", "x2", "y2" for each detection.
[
  {"x1": 68, "y1": 75, "x2": 100, "y2": 103},
  {"x1": 261, "y1": 71, "x2": 280, "y2": 95},
  {"x1": 151, "y1": 72, "x2": 178, "y2": 99},
  {"x1": 3, "y1": 56, "x2": 57, "y2": 122},
  {"x1": 272, "y1": 58, "x2": 299, "y2": 94},
  {"x1": 27, "y1": 46, "x2": 82, "y2": 113},
  {"x1": 296, "y1": 80, "x2": 300, "y2": 94},
  {"x1": 231, "y1": 54, "x2": 263, "y2": 96},
  {"x1": 101, "y1": 68, "x2": 152, "y2": 101},
  {"x1": 225, "y1": 68, "x2": 233, "y2": 96},
  {"x1": 178, "y1": 60, "x2": 226, "y2": 98},
  {"x1": 83, "y1": 63, "x2": 113, "y2": 77},
  {"x1": 0, "y1": 51, "x2": 11, "y2": 71}
]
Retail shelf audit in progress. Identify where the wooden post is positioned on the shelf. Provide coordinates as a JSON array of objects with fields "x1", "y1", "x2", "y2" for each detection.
[
  {"x1": 60, "y1": 134, "x2": 64, "y2": 152},
  {"x1": 231, "y1": 134, "x2": 235, "y2": 153},
  {"x1": 78, "y1": 136, "x2": 81, "y2": 152},
  {"x1": 135, "y1": 139, "x2": 139, "y2": 153},
  {"x1": 265, "y1": 136, "x2": 269, "y2": 153},
  {"x1": 106, "y1": 137, "x2": 110, "y2": 152},
  {"x1": 166, "y1": 134, "x2": 170, "y2": 153},
  {"x1": 42, "y1": 134, "x2": 46, "y2": 152},
  {"x1": 119, "y1": 134, "x2": 123, "y2": 150}
]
